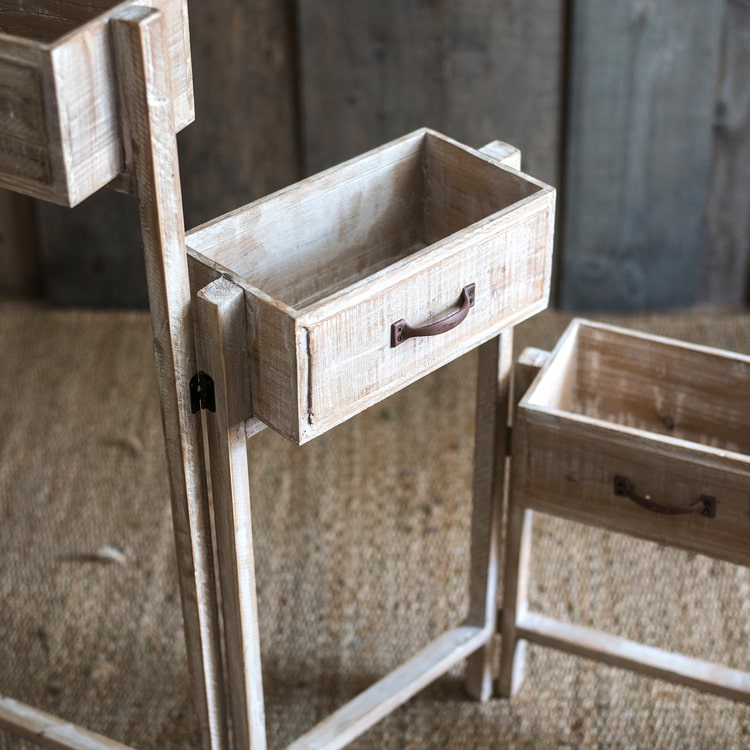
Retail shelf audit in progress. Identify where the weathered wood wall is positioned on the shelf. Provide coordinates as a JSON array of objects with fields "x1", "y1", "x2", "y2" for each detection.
[
  {"x1": 2, "y1": 0, "x2": 749, "y2": 310},
  {"x1": 561, "y1": 0, "x2": 749, "y2": 310}
]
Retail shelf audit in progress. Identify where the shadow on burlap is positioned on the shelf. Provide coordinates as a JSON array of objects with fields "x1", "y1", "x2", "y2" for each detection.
[{"x1": 1, "y1": 303, "x2": 749, "y2": 748}]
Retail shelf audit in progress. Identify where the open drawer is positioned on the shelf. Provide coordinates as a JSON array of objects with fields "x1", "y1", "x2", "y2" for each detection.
[
  {"x1": 513, "y1": 319, "x2": 750, "y2": 567},
  {"x1": 0, "y1": 0, "x2": 192, "y2": 205},
  {"x1": 188, "y1": 129, "x2": 555, "y2": 444}
]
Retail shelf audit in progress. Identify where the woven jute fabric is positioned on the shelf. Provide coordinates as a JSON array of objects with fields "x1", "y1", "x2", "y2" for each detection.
[{"x1": 1, "y1": 302, "x2": 750, "y2": 749}]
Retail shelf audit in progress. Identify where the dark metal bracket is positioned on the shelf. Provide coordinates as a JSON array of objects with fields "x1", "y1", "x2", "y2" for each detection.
[{"x1": 190, "y1": 371, "x2": 216, "y2": 413}]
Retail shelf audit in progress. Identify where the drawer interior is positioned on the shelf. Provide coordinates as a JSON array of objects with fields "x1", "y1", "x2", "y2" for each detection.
[
  {"x1": 188, "y1": 130, "x2": 542, "y2": 310},
  {"x1": 0, "y1": 1, "x2": 122, "y2": 43},
  {"x1": 528, "y1": 321, "x2": 750, "y2": 456}
]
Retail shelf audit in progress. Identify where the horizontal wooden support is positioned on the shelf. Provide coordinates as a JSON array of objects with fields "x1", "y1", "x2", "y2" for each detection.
[
  {"x1": 0, "y1": 695, "x2": 136, "y2": 750},
  {"x1": 287, "y1": 625, "x2": 489, "y2": 750},
  {"x1": 516, "y1": 612, "x2": 750, "y2": 703}
]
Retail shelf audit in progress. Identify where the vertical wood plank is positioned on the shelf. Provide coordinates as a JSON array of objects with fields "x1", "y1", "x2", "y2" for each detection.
[
  {"x1": 297, "y1": 0, "x2": 564, "y2": 186},
  {"x1": 35, "y1": 192, "x2": 147, "y2": 307},
  {"x1": 197, "y1": 278, "x2": 267, "y2": 750},
  {"x1": 561, "y1": 0, "x2": 725, "y2": 310},
  {"x1": 178, "y1": 0, "x2": 301, "y2": 227},
  {"x1": 0, "y1": 190, "x2": 40, "y2": 298},
  {"x1": 464, "y1": 331, "x2": 514, "y2": 700},
  {"x1": 111, "y1": 9, "x2": 227, "y2": 748},
  {"x1": 702, "y1": 0, "x2": 750, "y2": 305}
]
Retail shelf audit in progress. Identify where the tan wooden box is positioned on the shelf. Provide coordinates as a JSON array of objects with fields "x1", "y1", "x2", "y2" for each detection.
[
  {"x1": 514, "y1": 319, "x2": 750, "y2": 567},
  {"x1": 188, "y1": 129, "x2": 556, "y2": 444},
  {"x1": 0, "y1": 0, "x2": 192, "y2": 205}
]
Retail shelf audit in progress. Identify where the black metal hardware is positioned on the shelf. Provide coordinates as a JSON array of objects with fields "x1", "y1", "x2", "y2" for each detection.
[{"x1": 190, "y1": 371, "x2": 216, "y2": 413}]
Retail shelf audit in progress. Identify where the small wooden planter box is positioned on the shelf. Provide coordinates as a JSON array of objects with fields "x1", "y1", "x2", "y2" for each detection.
[
  {"x1": 0, "y1": 0, "x2": 192, "y2": 205},
  {"x1": 513, "y1": 319, "x2": 750, "y2": 567},
  {"x1": 188, "y1": 128, "x2": 556, "y2": 443}
]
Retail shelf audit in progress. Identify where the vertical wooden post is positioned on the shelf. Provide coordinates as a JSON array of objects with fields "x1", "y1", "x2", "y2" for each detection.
[
  {"x1": 110, "y1": 9, "x2": 226, "y2": 748},
  {"x1": 196, "y1": 278, "x2": 267, "y2": 750},
  {"x1": 465, "y1": 141, "x2": 523, "y2": 700},
  {"x1": 495, "y1": 347, "x2": 545, "y2": 697},
  {"x1": 464, "y1": 332, "x2": 514, "y2": 700}
]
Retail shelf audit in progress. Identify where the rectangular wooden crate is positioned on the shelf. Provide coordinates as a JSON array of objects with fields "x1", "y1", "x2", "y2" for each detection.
[
  {"x1": 513, "y1": 319, "x2": 750, "y2": 567},
  {"x1": 188, "y1": 129, "x2": 555, "y2": 444},
  {"x1": 0, "y1": 0, "x2": 192, "y2": 205}
]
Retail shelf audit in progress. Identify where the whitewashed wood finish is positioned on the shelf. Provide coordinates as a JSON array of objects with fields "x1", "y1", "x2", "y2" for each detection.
[
  {"x1": 515, "y1": 319, "x2": 750, "y2": 567},
  {"x1": 479, "y1": 141, "x2": 522, "y2": 171},
  {"x1": 0, "y1": 695, "x2": 137, "y2": 750},
  {"x1": 464, "y1": 332, "x2": 513, "y2": 700},
  {"x1": 111, "y1": 9, "x2": 225, "y2": 749},
  {"x1": 496, "y1": 503, "x2": 533, "y2": 698},
  {"x1": 197, "y1": 278, "x2": 267, "y2": 750},
  {"x1": 502, "y1": 320, "x2": 750, "y2": 700},
  {"x1": 187, "y1": 129, "x2": 555, "y2": 443},
  {"x1": 516, "y1": 613, "x2": 750, "y2": 703},
  {"x1": 286, "y1": 626, "x2": 486, "y2": 750},
  {"x1": 0, "y1": 0, "x2": 193, "y2": 205}
]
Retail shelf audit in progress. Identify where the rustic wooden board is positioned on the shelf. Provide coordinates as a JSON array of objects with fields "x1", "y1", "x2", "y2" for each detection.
[
  {"x1": 36, "y1": 0, "x2": 299, "y2": 307},
  {"x1": 561, "y1": 0, "x2": 725, "y2": 310},
  {"x1": 177, "y1": 0, "x2": 300, "y2": 227},
  {"x1": 701, "y1": 0, "x2": 750, "y2": 305},
  {"x1": 296, "y1": 0, "x2": 564, "y2": 187},
  {"x1": 0, "y1": 189, "x2": 39, "y2": 297},
  {"x1": 35, "y1": 192, "x2": 148, "y2": 307}
]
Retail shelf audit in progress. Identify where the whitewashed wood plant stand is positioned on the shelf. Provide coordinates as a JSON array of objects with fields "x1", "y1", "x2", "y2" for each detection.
[
  {"x1": 0, "y1": 2, "x2": 556, "y2": 748},
  {"x1": 500, "y1": 321, "x2": 750, "y2": 703}
]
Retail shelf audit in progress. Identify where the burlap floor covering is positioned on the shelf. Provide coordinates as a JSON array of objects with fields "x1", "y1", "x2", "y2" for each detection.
[{"x1": 2, "y1": 302, "x2": 750, "y2": 749}]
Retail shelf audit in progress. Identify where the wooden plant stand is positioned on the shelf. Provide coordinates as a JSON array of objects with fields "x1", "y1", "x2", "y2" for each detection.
[
  {"x1": 499, "y1": 320, "x2": 750, "y2": 703},
  {"x1": 0, "y1": 2, "x2": 556, "y2": 748}
]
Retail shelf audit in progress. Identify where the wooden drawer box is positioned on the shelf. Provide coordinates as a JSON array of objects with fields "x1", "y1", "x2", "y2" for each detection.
[
  {"x1": 514, "y1": 319, "x2": 750, "y2": 567},
  {"x1": 0, "y1": 0, "x2": 192, "y2": 205},
  {"x1": 188, "y1": 129, "x2": 555, "y2": 444}
]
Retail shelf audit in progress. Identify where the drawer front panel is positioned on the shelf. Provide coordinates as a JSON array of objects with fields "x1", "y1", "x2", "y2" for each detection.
[
  {"x1": 301, "y1": 194, "x2": 553, "y2": 441},
  {"x1": 514, "y1": 414, "x2": 750, "y2": 567},
  {"x1": 0, "y1": 57, "x2": 50, "y2": 185}
]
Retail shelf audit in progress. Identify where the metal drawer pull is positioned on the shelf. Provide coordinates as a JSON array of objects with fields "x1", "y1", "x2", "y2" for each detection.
[
  {"x1": 391, "y1": 283, "x2": 475, "y2": 347},
  {"x1": 613, "y1": 475, "x2": 717, "y2": 518}
]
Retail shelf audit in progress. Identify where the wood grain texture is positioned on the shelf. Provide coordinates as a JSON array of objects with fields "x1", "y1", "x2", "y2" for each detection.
[
  {"x1": 516, "y1": 613, "x2": 750, "y2": 704},
  {"x1": 296, "y1": 0, "x2": 564, "y2": 187},
  {"x1": 702, "y1": 0, "x2": 750, "y2": 304},
  {"x1": 188, "y1": 131, "x2": 555, "y2": 443},
  {"x1": 0, "y1": 0, "x2": 193, "y2": 205},
  {"x1": 561, "y1": 0, "x2": 724, "y2": 310},
  {"x1": 0, "y1": 189, "x2": 39, "y2": 297},
  {"x1": 111, "y1": 9, "x2": 226, "y2": 748},
  {"x1": 464, "y1": 333, "x2": 513, "y2": 700},
  {"x1": 515, "y1": 320, "x2": 750, "y2": 567},
  {"x1": 197, "y1": 278, "x2": 266, "y2": 750},
  {"x1": 0, "y1": 695, "x2": 136, "y2": 750},
  {"x1": 177, "y1": 0, "x2": 300, "y2": 228}
]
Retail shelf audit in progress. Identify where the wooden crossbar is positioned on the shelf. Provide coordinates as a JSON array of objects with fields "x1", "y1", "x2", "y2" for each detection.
[
  {"x1": 286, "y1": 625, "x2": 489, "y2": 750},
  {"x1": 516, "y1": 612, "x2": 750, "y2": 703},
  {"x1": 0, "y1": 696, "x2": 137, "y2": 750}
]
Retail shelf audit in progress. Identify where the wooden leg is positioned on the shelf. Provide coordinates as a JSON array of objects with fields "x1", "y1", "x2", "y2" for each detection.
[
  {"x1": 111, "y1": 10, "x2": 226, "y2": 748},
  {"x1": 465, "y1": 331, "x2": 514, "y2": 700},
  {"x1": 497, "y1": 503, "x2": 533, "y2": 697},
  {"x1": 196, "y1": 279, "x2": 267, "y2": 750}
]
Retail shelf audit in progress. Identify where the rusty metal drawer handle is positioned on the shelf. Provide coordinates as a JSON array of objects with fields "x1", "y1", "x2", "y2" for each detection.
[
  {"x1": 613, "y1": 475, "x2": 717, "y2": 518},
  {"x1": 391, "y1": 283, "x2": 475, "y2": 347}
]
